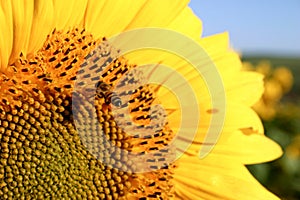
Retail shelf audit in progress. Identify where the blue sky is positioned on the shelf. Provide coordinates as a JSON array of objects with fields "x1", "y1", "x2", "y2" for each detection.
[{"x1": 189, "y1": 0, "x2": 300, "y2": 56}]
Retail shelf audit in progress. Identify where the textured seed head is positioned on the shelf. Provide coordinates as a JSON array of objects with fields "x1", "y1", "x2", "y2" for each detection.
[{"x1": 0, "y1": 28, "x2": 175, "y2": 199}]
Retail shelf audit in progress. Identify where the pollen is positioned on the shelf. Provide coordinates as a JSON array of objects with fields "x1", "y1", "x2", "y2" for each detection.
[{"x1": 0, "y1": 28, "x2": 175, "y2": 199}]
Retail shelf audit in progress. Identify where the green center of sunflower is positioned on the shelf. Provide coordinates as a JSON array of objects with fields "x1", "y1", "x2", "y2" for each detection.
[{"x1": 0, "y1": 28, "x2": 176, "y2": 199}]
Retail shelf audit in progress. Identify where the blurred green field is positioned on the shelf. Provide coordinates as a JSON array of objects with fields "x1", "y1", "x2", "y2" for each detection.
[{"x1": 242, "y1": 55, "x2": 300, "y2": 200}]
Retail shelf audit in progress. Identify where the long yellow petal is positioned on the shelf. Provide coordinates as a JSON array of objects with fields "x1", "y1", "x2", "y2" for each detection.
[
  {"x1": 125, "y1": 0, "x2": 189, "y2": 29},
  {"x1": 65, "y1": 0, "x2": 87, "y2": 28},
  {"x1": 174, "y1": 155, "x2": 280, "y2": 200},
  {"x1": 0, "y1": 1, "x2": 13, "y2": 71},
  {"x1": 52, "y1": 0, "x2": 87, "y2": 30},
  {"x1": 9, "y1": 0, "x2": 34, "y2": 64},
  {"x1": 27, "y1": 0, "x2": 54, "y2": 54},
  {"x1": 167, "y1": 7, "x2": 202, "y2": 38},
  {"x1": 224, "y1": 103, "x2": 264, "y2": 134},
  {"x1": 227, "y1": 71, "x2": 264, "y2": 106},
  {"x1": 82, "y1": 0, "x2": 106, "y2": 34},
  {"x1": 214, "y1": 130, "x2": 283, "y2": 164},
  {"x1": 199, "y1": 33, "x2": 242, "y2": 81},
  {"x1": 84, "y1": 0, "x2": 147, "y2": 38}
]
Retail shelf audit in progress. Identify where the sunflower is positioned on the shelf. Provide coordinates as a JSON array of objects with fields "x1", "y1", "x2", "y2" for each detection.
[{"x1": 0, "y1": 1, "x2": 282, "y2": 199}]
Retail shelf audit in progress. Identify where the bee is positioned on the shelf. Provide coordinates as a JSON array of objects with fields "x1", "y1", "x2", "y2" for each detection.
[{"x1": 95, "y1": 81, "x2": 122, "y2": 107}]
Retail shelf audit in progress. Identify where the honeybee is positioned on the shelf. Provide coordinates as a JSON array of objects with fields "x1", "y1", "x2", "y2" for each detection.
[{"x1": 95, "y1": 81, "x2": 122, "y2": 107}]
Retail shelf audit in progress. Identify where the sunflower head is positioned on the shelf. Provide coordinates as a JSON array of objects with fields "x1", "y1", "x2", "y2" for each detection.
[{"x1": 0, "y1": 1, "x2": 283, "y2": 199}]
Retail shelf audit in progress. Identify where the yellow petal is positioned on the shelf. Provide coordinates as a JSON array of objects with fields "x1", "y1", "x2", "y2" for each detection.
[
  {"x1": 167, "y1": 7, "x2": 202, "y2": 38},
  {"x1": 174, "y1": 155, "x2": 280, "y2": 200},
  {"x1": 27, "y1": 0, "x2": 54, "y2": 54},
  {"x1": 84, "y1": 0, "x2": 147, "y2": 38},
  {"x1": 65, "y1": 0, "x2": 88, "y2": 28},
  {"x1": 224, "y1": 103, "x2": 264, "y2": 134},
  {"x1": 9, "y1": 0, "x2": 34, "y2": 64},
  {"x1": 227, "y1": 71, "x2": 264, "y2": 106},
  {"x1": 174, "y1": 102, "x2": 264, "y2": 152},
  {"x1": 125, "y1": 0, "x2": 189, "y2": 29},
  {"x1": 52, "y1": 0, "x2": 87, "y2": 30},
  {"x1": 199, "y1": 33, "x2": 241, "y2": 80},
  {"x1": 0, "y1": 1, "x2": 13, "y2": 71},
  {"x1": 200, "y1": 32, "x2": 230, "y2": 51},
  {"x1": 52, "y1": 0, "x2": 75, "y2": 29},
  {"x1": 213, "y1": 130, "x2": 283, "y2": 164},
  {"x1": 83, "y1": 0, "x2": 107, "y2": 34}
]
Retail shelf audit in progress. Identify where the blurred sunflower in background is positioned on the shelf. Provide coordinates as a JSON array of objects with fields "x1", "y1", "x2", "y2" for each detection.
[{"x1": 0, "y1": 1, "x2": 283, "y2": 199}]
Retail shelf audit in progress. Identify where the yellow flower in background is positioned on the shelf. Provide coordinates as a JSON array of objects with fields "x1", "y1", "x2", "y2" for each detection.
[
  {"x1": 287, "y1": 135, "x2": 300, "y2": 159},
  {"x1": 243, "y1": 61, "x2": 294, "y2": 120},
  {"x1": 0, "y1": 1, "x2": 282, "y2": 199},
  {"x1": 272, "y1": 67, "x2": 293, "y2": 93}
]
